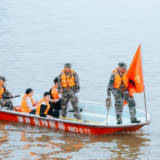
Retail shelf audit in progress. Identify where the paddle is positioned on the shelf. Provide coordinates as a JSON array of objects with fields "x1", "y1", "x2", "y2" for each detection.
[{"x1": 2, "y1": 94, "x2": 20, "y2": 99}]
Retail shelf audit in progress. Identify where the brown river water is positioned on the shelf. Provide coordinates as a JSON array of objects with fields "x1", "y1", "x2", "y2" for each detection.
[{"x1": 0, "y1": 0, "x2": 160, "y2": 159}]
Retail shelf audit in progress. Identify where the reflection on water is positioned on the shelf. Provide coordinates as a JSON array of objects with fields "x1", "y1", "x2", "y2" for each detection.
[{"x1": 0, "y1": 121, "x2": 150, "y2": 160}]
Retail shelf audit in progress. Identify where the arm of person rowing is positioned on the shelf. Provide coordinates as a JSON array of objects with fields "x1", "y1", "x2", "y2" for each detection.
[{"x1": 4, "y1": 89, "x2": 13, "y2": 97}]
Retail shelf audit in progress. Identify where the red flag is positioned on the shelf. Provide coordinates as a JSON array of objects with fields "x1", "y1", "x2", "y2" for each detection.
[{"x1": 127, "y1": 44, "x2": 144, "y2": 96}]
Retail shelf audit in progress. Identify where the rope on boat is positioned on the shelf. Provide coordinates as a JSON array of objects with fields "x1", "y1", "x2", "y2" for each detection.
[{"x1": 105, "y1": 97, "x2": 112, "y2": 125}]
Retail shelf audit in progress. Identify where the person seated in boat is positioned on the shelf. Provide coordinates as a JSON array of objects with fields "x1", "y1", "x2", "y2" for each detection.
[
  {"x1": 0, "y1": 76, "x2": 14, "y2": 110},
  {"x1": 21, "y1": 88, "x2": 38, "y2": 114},
  {"x1": 106, "y1": 62, "x2": 141, "y2": 124},
  {"x1": 36, "y1": 92, "x2": 59, "y2": 118},
  {"x1": 49, "y1": 77, "x2": 61, "y2": 111}
]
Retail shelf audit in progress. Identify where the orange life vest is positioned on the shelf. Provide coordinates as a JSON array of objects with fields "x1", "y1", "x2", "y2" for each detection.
[
  {"x1": 36, "y1": 98, "x2": 50, "y2": 116},
  {"x1": 0, "y1": 86, "x2": 5, "y2": 99},
  {"x1": 51, "y1": 85, "x2": 59, "y2": 99},
  {"x1": 61, "y1": 69, "x2": 75, "y2": 88},
  {"x1": 113, "y1": 68, "x2": 129, "y2": 89},
  {"x1": 21, "y1": 94, "x2": 35, "y2": 113}
]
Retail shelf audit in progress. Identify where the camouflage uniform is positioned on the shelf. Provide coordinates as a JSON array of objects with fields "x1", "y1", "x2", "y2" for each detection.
[
  {"x1": 58, "y1": 71, "x2": 80, "y2": 119},
  {"x1": 107, "y1": 69, "x2": 137, "y2": 123},
  {"x1": 0, "y1": 88, "x2": 13, "y2": 110}
]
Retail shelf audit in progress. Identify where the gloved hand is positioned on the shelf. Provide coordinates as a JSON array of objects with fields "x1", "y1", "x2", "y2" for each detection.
[
  {"x1": 106, "y1": 96, "x2": 112, "y2": 110},
  {"x1": 106, "y1": 96, "x2": 111, "y2": 100},
  {"x1": 10, "y1": 94, "x2": 16, "y2": 98},
  {"x1": 59, "y1": 94, "x2": 62, "y2": 98},
  {"x1": 75, "y1": 93, "x2": 78, "y2": 97},
  {"x1": 2, "y1": 94, "x2": 12, "y2": 99}
]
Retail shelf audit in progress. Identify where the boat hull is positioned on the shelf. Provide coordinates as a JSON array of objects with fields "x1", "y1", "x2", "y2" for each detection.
[{"x1": 0, "y1": 110, "x2": 144, "y2": 135}]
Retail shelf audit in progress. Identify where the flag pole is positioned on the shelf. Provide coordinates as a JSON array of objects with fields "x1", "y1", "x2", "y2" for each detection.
[
  {"x1": 141, "y1": 44, "x2": 147, "y2": 121},
  {"x1": 144, "y1": 90, "x2": 148, "y2": 121}
]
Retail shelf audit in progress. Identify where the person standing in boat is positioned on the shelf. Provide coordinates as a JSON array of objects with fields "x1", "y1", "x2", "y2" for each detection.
[
  {"x1": 49, "y1": 77, "x2": 61, "y2": 111},
  {"x1": 106, "y1": 62, "x2": 141, "y2": 124},
  {"x1": 58, "y1": 63, "x2": 80, "y2": 119},
  {"x1": 21, "y1": 88, "x2": 38, "y2": 114},
  {"x1": 0, "y1": 76, "x2": 14, "y2": 110}
]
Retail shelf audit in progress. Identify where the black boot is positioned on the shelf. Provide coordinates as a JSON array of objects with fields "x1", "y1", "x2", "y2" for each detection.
[
  {"x1": 131, "y1": 119, "x2": 141, "y2": 123},
  {"x1": 117, "y1": 122, "x2": 122, "y2": 125}
]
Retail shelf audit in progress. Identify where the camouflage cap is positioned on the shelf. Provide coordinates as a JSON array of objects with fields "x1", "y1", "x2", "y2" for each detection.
[
  {"x1": 118, "y1": 62, "x2": 127, "y2": 69},
  {"x1": 64, "y1": 63, "x2": 71, "y2": 68},
  {"x1": 0, "y1": 76, "x2": 6, "y2": 81}
]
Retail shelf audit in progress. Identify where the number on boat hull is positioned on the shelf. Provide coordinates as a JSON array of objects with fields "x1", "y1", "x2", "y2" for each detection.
[{"x1": 17, "y1": 116, "x2": 91, "y2": 134}]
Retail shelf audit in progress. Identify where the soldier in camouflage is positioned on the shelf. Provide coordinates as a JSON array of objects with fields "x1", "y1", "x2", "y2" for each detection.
[
  {"x1": 106, "y1": 62, "x2": 141, "y2": 124},
  {"x1": 0, "y1": 76, "x2": 14, "y2": 110},
  {"x1": 58, "y1": 63, "x2": 80, "y2": 119}
]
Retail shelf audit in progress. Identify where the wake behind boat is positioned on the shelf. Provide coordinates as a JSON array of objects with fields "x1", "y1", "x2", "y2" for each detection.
[{"x1": 0, "y1": 94, "x2": 150, "y2": 135}]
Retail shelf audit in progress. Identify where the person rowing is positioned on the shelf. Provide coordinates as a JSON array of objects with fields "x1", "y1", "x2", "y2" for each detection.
[{"x1": 0, "y1": 76, "x2": 15, "y2": 110}]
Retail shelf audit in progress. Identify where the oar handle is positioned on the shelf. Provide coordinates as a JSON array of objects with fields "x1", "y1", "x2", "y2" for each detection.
[{"x1": 2, "y1": 94, "x2": 21, "y2": 99}]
